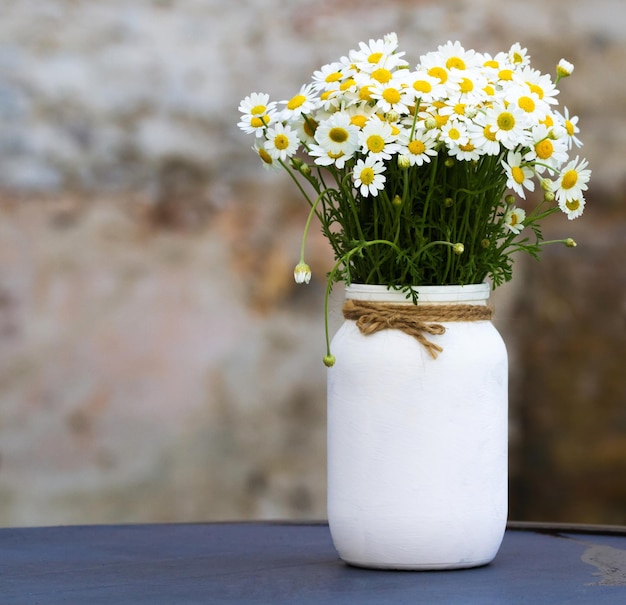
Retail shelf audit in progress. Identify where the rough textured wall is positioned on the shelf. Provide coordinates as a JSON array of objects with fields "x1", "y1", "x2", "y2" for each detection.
[{"x1": 0, "y1": 0, "x2": 624, "y2": 526}]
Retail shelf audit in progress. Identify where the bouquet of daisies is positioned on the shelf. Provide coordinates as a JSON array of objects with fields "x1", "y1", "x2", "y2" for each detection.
[{"x1": 238, "y1": 32, "x2": 590, "y2": 308}]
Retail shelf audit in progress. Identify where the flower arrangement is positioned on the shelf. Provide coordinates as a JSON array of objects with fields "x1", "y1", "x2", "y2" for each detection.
[{"x1": 238, "y1": 34, "x2": 590, "y2": 364}]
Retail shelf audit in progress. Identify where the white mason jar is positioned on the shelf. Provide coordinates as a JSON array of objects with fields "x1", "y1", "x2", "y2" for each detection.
[{"x1": 327, "y1": 283, "x2": 508, "y2": 569}]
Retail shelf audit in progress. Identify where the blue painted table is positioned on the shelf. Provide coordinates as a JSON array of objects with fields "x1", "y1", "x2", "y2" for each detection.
[{"x1": 1, "y1": 521, "x2": 625, "y2": 603}]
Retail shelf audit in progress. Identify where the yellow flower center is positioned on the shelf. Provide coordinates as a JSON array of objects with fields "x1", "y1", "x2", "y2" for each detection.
[
  {"x1": 447, "y1": 127, "x2": 461, "y2": 141},
  {"x1": 371, "y1": 68, "x2": 392, "y2": 84},
  {"x1": 320, "y1": 90, "x2": 333, "y2": 101},
  {"x1": 287, "y1": 95, "x2": 306, "y2": 110},
  {"x1": 427, "y1": 66, "x2": 448, "y2": 83},
  {"x1": 258, "y1": 147, "x2": 273, "y2": 164},
  {"x1": 509, "y1": 213, "x2": 519, "y2": 227},
  {"x1": 359, "y1": 85, "x2": 373, "y2": 101},
  {"x1": 366, "y1": 134, "x2": 385, "y2": 153},
  {"x1": 454, "y1": 103, "x2": 466, "y2": 115},
  {"x1": 565, "y1": 199, "x2": 581, "y2": 211},
  {"x1": 329, "y1": 127, "x2": 349, "y2": 143},
  {"x1": 540, "y1": 114, "x2": 554, "y2": 128},
  {"x1": 250, "y1": 116, "x2": 269, "y2": 128},
  {"x1": 328, "y1": 151, "x2": 344, "y2": 160},
  {"x1": 483, "y1": 84, "x2": 495, "y2": 96},
  {"x1": 498, "y1": 69, "x2": 514, "y2": 81},
  {"x1": 483, "y1": 124, "x2": 497, "y2": 141},
  {"x1": 518, "y1": 96, "x2": 535, "y2": 113},
  {"x1": 350, "y1": 115, "x2": 367, "y2": 128},
  {"x1": 512, "y1": 166, "x2": 525, "y2": 184},
  {"x1": 561, "y1": 170, "x2": 578, "y2": 190},
  {"x1": 360, "y1": 167, "x2": 375, "y2": 185},
  {"x1": 368, "y1": 52, "x2": 383, "y2": 64},
  {"x1": 459, "y1": 77, "x2": 473, "y2": 93},
  {"x1": 565, "y1": 120, "x2": 575, "y2": 136},
  {"x1": 274, "y1": 134, "x2": 289, "y2": 150},
  {"x1": 382, "y1": 88, "x2": 401, "y2": 104},
  {"x1": 446, "y1": 57, "x2": 466, "y2": 70},
  {"x1": 460, "y1": 142, "x2": 475, "y2": 152},
  {"x1": 484, "y1": 60, "x2": 499, "y2": 69},
  {"x1": 408, "y1": 140, "x2": 426, "y2": 155},
  {"x1": 512, "y1": 51, "x2": 524, "y2": 64},
  {"x1": 413, "y1": 79, "x2": 432, "y2": 93},
  {"x1": 527, "y1": 83, "x2": 544, "y2": 99},
  {"x1": 250, "y1": 105, "x2": 266, "y2": 115},
  {"x1": 325, "y1": 71, "x2": 343, "y2": 83},
  {"x1": 535, "y1": 139, "x2": 554, "y2": 160},
  {"x1": 303, "y1": 118, "x2": 318, "y2": 138},
  {"x1": 497, "y1": 111, "x2": 516, "y2": 131},
  {"x1": 436, "y1": 114, "x2": 449, "y2": 127},
  {"x1": 340, "y1": 78, "x2": 356, "y2": 91}
]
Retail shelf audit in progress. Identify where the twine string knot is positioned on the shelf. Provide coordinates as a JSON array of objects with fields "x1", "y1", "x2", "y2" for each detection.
[{"x1": 342, "y1": 299, "x2": 493, "y2": 359}]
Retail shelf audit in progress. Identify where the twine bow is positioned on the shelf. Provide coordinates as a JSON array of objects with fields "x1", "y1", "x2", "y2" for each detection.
[{"x1": 342, "y1": 299, "x2": 493, "y2": 359}]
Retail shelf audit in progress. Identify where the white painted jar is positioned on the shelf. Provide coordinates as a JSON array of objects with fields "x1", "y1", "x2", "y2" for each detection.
[{"x1": 327, "y1": 283, "x2": 508, "y2": 569}]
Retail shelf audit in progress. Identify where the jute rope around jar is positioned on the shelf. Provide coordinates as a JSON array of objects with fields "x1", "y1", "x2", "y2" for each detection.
[{"x1": 342, "y1": 299, "x2": 493, "y2": 359}]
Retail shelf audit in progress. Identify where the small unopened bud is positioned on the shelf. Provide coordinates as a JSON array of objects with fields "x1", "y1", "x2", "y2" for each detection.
[
  {"x1": 444, "y1": 157, "x2": 455, "y2": 168},
  {"x1": 556, "y1": 59, "x2": 574, "y2": 78},
  {"x1": 323, "y1": 354, "x2": 336, "y2": 367},
  {"x1": 397, "y1": 154, "x2": 411, "y2": 169},
  {"x1": 444, "y1": 197, "x2": 454, "y2": 208},
  {"x1": 453, "y1": 243, "x2": 465, "y2": 255},
  {"x1": 385, "y1": 110, "x2": 400, "y2": 123},
  {"x1": 505, "y1": 194, "x2": 515, "y2": 205},
  {"x1": 544, "y1": 191, "x2": 555, "y2": 203},
  {"x1": 481, "y1": 238, "x2": 490, "y2": 249},
  {"x1": 540, "y1": 177, "x2": 553, "y2": 192},
  {"x1": 392, "y1": 194, "x2": 403, "y2": 207},
  {"x1": 424, "y1": 117, "x2": 437, "y2": 130},
  {"x1": 565, "y1": 238, "x2": 577, "y2": 248},
  {"x1": 299, "y1": 162, "x2": 311, "y2": 176},
  {"x1": 293, "y1": 262, "x2": 312, "y2": 284}
]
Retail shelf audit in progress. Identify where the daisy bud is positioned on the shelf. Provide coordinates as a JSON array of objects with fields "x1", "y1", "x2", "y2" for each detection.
[
  {"x1": 481, "y1": 238, "x2": 490, "y2": 249},
  {"x1": 565, "y1": 238, "x2": 577, "y2": 248},
  {"x1": 397, "y1": 154, "x2": 411, "y2": 169},
  {"x1": 444, "y1": 157, "x2": 455, "y2": 168},
  {"x1": 444, "y1": 197, "x2": 454, "y2": 207},
  {"x1": 392, "y1": 194, "x2": 403, "y2": 207},
  {"x1": 505, "y1": 194, "x2": 515, "y2": 205},
  {"x1": 544, "y1": 191, "x2": 555, "y2": 203},
  {"x1": 424, "y1": 117, "x2": 437, "y2": 130},
  {"x1": 385, "y1": 110, "x2": 400, "y2": 123},
  {"x1": 453, "y1": 243, "x2": 465, "y2": 255},
  {"x1": 293, "y1": 262, "x2": 312, "y2": 284},
  {"x1": 556, "y1": 59, "x2": 574, "y2": 78},
  {"x1": 540, "y1": 178, "x2": 554, "y2": 192},
  {"x1": 299, "y1": 163, "x2": 311, "y2": 176},
  {"x1": 323, "y1": 354, "x2": 336, "y2": 367}
]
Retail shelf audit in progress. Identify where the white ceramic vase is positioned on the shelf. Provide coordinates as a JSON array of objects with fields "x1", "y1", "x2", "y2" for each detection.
[{"x1": 327, "y1": 283, "x2": 508, "y2": 569}]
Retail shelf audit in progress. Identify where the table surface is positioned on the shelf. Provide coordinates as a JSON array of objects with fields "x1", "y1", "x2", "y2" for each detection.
[{"x1": 1, "y1": 521, "x2": 626, "y2": 604}]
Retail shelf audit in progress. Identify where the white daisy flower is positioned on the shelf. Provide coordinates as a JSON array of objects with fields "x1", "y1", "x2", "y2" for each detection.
[
  {"x1": 554, "y1": 156, "x2": 591, "y2": 203},
  {"x1": 524, "y1": 124, "x2": 569, "y2": 172},
  {"x1": 238, "y1": 92, "x2": 277, "y2": 136},
  {"x1": 515, "y1": 67, "x2": 560, "y2": 105},
  {"x1": 508, "y1": 43, "x2": 530, "y2": 67},
  {"x1": 502, "y1": 150, "x2": 535, "y2": 199},
  {"x1": 405, "y1": 70, "x2": 447, "y2": 104},
  {"x1": 314, "y1": 112, "x2": 360, "y2": 157},
  {"x1": 440, "y1": 119, "x2": 470, "y2": 150},
  {"x1": 559, "y1": 195, "x2": 586, "y2": 220},
  {"x1": 444, "y1": 68, "x2": 488, "y2": 104},
  {"x1": 466, "y1": 119, "x2": 501, "y2": 156},
  {"x1": 349, "y1": 34, "x2": 407, "y2": 73},
  {"x1": 359, "y1": 118, "x2": 400, "y2": 160},
  {"x1": 264, "y1": 123, "x2": 299, "y2": 161},
  {"x1": 396, "y1": 127, "x2": 438, "y2": 166},
  {"x1": 555, "y1": 107, "x2": 583, "y2": 149},
  {"x1": 434, "y1": 40, "x2": 480, "y2": 71},
  {"x1": 353, "y1": 155, "x2": 386, "y2": 197},
  {"x1": 504, "y1": 84, "x2": 550, "y2": 121},
  {"x1": 311, "y1": 62, "x2": 349, "y2": 93},
  {"x1": 308, "y1": 144, "x2": 353, "y2": 169},
  {"x1": 252, "y1": 142, "x2": 281, "y2": 171},
  {"x1": 279, "y1": 83, "x2": 319, "y2": 120},
  {"x1": 504, "y1": 206, "x2": 526, "y2": 234},
  {"x1": 483, "y1": 103, "x2": 531, "y2": 150},
  {"x1": 448, "y1": 140, "x2": 482, "y2": 162},
  {"x1": 369, "y1": 77, "x2": 414, "y2": 115}
]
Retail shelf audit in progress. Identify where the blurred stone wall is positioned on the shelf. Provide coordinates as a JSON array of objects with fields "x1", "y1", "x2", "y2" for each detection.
[{"x1": 0, "y1": 0, "x2": 624, "y2": 526}]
